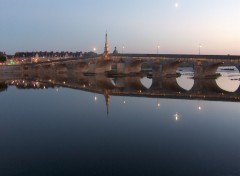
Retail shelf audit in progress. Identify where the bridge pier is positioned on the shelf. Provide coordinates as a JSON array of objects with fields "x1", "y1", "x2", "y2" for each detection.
[
  {"x1": 236, "y1": 65, "x2": 240, "y2": 72},
  {"x1": 235, "y1": 85, "x2": 240, "y2": 94},
  {"x1": 117, "y1": 60, "x2": 143, "y2": 74},
  {"x1": 73, "y1": 61, "x2": 88, "y2": 73},
  {"x1": 194, "y1": 61, "x2": 223, "y2": 78},
  {"x1": 114, "y1": 76, "x2": 147, "y2": 92},
  {"x1": 125, "y1": 77, "x2": 147, "y2": 92},
  {"x1": 190, "y1": 78, "x2": 227, "y2": 96},
  {"x1": 150, "y1": 76, "x2": 163, "y2": 91},
  {"x1": 95, "y1": 75, "x2": 115, "y2": 90},
  {"x1": 96, "y1": 60, "x2": 112, "y2": 74},
  {"x1": 87, "y1": 60, "x2": 112, "y2": 74},
  {"x1": 116, "y1": 62, "x2": 125, "y2": 74},
  {"x1": 150, "y1": 76, "x2": 186, "y2": 94},
  {"x1": 162, "y1": 77, "x2": 185, "y2": 93},
  {"x1": 151, "y1": 61, "x2": 162, "y2": 78},
  {"x1": 125, "y1": 60, "x2": 143, "y2": 74},
  {"x1": 114, "y1": 77, "x2": 126, "y2": 89},
  {"x1": 151, "y1": 60, "x2": 182, "y2": 77},
  {"x1": 162, "y1": 61, "x2": 182, "y2": 77}
]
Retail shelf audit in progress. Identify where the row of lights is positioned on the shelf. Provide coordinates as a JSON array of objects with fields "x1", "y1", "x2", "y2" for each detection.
[
  {"x1": 92, "y1": 44, "x2": 203, "y2": 55},
  {"x1": 156, "y1": 44, "x2": 203, "y2": 55}
]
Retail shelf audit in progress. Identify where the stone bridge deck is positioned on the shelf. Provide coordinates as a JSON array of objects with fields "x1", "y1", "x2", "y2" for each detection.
[{"x1": 1, "y1": 53, "x2": 240, "y2": 80}]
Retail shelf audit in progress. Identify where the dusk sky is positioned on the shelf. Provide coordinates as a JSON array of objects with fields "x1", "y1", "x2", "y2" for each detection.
[{"x1": 1, "y1": 0, "x2": 240, "y2": 55}]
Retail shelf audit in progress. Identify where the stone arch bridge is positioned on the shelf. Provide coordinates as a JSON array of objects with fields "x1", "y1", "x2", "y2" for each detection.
[{"x1": 12, "y1": 54, "x2": 240, "y2": 78}]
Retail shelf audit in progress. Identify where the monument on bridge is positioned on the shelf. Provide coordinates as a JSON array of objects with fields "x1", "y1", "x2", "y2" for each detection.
[
  {"x1": 86, "y1": 32, "x2": 112, "y2": 74},
  {"x1": 103, "y1": 32, "x2": 110, "y2": 60}
]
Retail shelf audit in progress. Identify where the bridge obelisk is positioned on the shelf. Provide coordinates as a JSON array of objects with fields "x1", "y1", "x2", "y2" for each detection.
[
  {"x1": 103, "y1": 32, "x2": 110, "y2": 60},
  {"x1": 86, "y1": 32, "x2": 112, "y2": 73}
]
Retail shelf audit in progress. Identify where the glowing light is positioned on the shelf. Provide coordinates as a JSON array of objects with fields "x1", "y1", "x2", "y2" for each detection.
[
  {"x1": 174, "y1": 113, "x2": 179, "y2": 121},
  {"x1": 199, "y1": 44, "x2": 202, "y2": 55},
  {"x1": 157, "y1": 45, "x2": 160, "y2": 54},
  {"x1": 157, "y1": 99, "x2": 160, "y2": 108},
  {"x1": 122, "y1": 96, "x2": 126, "y2": 104},
  {"x1": 94, "y1": 95, "x2": 97, "y2": 101},
  {"x1": 122, "y1": 45, "x2": 125, "y2": 54},
  {"x1": 9, "y1": 60, "x2": 15, "y2": 65},
  {"x1": 197, "y1": 100, "x2": 203, "y2": 111},
  {"x1": 175, "y1": 2, "x2": 179, "y2": 8}
]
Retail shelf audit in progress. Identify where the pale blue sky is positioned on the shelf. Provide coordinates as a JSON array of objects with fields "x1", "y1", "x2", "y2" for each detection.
[{"x1": 1, "y1": 0, "x2": 240, "y2": 55}]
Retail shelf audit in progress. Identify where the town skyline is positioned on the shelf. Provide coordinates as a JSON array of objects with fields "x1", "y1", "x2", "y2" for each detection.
[{"x1": 1, "y1": 0, "x2": 240, "y2": 55}]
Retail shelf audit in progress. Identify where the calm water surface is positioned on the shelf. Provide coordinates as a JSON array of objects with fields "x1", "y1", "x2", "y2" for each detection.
[{"x1": 0, "y1": 69, "x2": 240, "y2": 176}]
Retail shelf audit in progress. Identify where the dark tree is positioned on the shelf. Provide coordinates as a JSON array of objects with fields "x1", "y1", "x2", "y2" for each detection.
[
  {"x1": 0, "y1": 55, "x2": 6, "y2": 62},
  {"x1": 0, "y1": 83, "x2": 8, "y2": 92}
]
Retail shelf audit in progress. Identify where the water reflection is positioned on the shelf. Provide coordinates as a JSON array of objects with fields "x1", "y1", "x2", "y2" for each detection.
[
  {"x1": 174, "y1": 112, "x2": 180, "y2": 121},
  {"x1": 0, "y1": 67, "x2": 239, "y2": 119},
  {"x1": 0, "y1": 68, "x2": 240, "y2": 176},
  {"x1": 0, "y1": 67, "x2": 238, "y2": 118},
  {"x1": 2, "y1": 67, "x2": 240, "y2": 100},
  {"x1": 157, "y1": 98, "x2": 160, "y2": 108}
]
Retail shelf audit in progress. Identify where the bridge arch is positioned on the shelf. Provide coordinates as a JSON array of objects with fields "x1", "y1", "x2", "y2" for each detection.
[
  {"x1": 176, "y1": 75, "x2": 194, "y2": 91},
  {"x1": 114, "y1": 76, "x2": 148, "y2": 92},
  {"x1": 140, "y1": 77, "x2": 152, "y2": 89},
  {"x1": 190, "y1": 78, "x2": 231, "y2": 95},
  {"x1": 216, "y1": 75, "x2": 240, "y2": 93}
]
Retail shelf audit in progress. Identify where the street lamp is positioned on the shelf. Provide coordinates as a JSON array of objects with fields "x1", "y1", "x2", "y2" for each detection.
[
  {"x1": 199, "y1": 44, "x2": 202, "y2": 55},
  {"x1": 157, "y1": 45, "x2": 160, "y2": 55},
  {"x1": 122, "y1": 45, "x2": 125, "y2": 54},
  {"x1": 93, "y1": 47, "x2": 97, "y2": 53}
]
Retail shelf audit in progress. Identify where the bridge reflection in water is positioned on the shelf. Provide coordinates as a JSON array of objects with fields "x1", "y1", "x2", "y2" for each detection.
[{"x1": 1, "y1": 68, "x2": 240, "y2": 114}]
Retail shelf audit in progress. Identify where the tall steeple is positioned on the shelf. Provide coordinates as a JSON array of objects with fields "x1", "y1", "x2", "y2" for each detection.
[{"x1": 103, "y1": 32, "x2": 110, "y2": 58}]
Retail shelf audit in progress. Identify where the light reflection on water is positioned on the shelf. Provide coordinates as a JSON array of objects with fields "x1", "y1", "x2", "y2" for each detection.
[{"x1": 0, "y1": 68, "x2": 240, "y2": 176}]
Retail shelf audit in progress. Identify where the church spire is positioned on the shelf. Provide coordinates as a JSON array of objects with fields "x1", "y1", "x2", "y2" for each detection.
[{"x1": 103, "y1": 32, "x2": 110, "y2": 58}]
